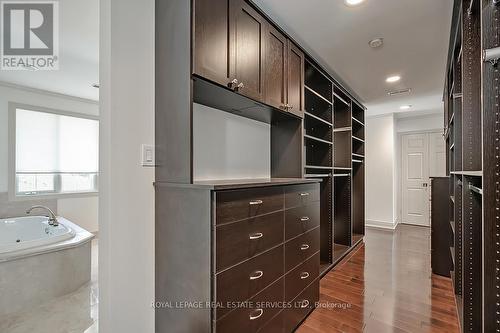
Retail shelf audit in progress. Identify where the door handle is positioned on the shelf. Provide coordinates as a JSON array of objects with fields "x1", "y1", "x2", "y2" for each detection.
[{"x1": 422, "y1": 183, "x2": 428, "y2": 188}]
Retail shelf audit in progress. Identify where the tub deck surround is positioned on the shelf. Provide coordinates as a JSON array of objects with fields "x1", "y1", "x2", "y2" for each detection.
[
  {"x1": 0, "y1": 216, "x2": 94, "y2": 262},
  {"x1": 155, "y1": 179, "x2": 321, "y2": 332},
  {"x1": 0, "y1": 216, "x2": 94, "y2": 317}
]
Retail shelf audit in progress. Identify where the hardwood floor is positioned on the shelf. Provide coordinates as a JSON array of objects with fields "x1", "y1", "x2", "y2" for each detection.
[{"x1": 297, "y1": 225, "x2": 459, "y2": 333}]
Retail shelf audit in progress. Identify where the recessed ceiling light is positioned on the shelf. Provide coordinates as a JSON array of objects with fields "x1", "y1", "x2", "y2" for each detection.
[
  {"x1": 400, "y1": 105, "x2": 412, "y2": 110},
  {"x1": 344, "y1": 0, "x2": 365, "y2": 6},
  {"x1": 369, "y1": 38, "x2": 384, "y2": 49},
  {"x1": 386, "y1": 75, "x2": 401, "y2": 83}
]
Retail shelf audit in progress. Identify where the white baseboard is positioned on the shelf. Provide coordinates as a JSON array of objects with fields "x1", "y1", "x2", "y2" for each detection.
[{"x1": 365, "y1": 219, "x2": 398, "y2": 230}]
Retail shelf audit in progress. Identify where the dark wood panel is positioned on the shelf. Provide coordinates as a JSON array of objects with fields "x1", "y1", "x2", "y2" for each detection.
[
  {"x1": 216, "y1": 278, "x2": 284, "y2": 333},
  {"x1": 285, "y1": 252, "x2": 320, "y2": 302},
  {"x1": 482, "y1": 1, "x2": 500, "y2": 332},
  {"x1": 285, "y1": 202, "x2": 320, "y2": 240},
  {"x1": 215, "y1": 245, "x2": 284, "y2": 318},
  {"x1": 193, "y1": 0, "x2": 230, "y2": 87},
  {"x1": 216, "y1": 211, "x2": 284, "y2": 272},
  {"x1": 258, "y1": 310, "x2": 285, "y2": 333},
  {"x1": 430, "y1": 177, "x2": 452, "y2": 277},
  {"x1": 284, "y1": 183, "x2": 320, "y2": 208},
  {"x1": 229, "y1": 0, "x2": 266, "y2": 101},
  {"x1": 265, "y1": 24, "x2": 287, "y2": 110},
  {"x1": 287, "y1": 42, "x2": 305, "y2": 118},
  {"x1": 285, "y1": 227, "x2": 320, "y2": 272},
  {"x1": 334, "y1": 176, "x2": 351, "y2": 246},
  {"x1": 215, "y1": 187, "x2": 284, "y2": 225}
]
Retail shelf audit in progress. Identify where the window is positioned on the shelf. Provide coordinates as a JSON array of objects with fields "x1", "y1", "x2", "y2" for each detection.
[{"x1": 12, "y1": 106, "x2": 99, "y2": 197}]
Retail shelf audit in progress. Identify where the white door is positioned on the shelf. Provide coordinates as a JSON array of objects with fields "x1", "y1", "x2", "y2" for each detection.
[
  {"x1": 402, "y1": 133, "x2": 430, "y2": 226},
  {"x1": 429, "y1": 132, "x2": 447, "y2": 177}
]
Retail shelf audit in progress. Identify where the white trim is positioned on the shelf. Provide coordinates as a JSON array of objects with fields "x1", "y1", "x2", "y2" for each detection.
[
  {"x1": 0, "y1": 81, "x2": 99, "y2": 105},
  {"x1": 365, "y1": 219, "x2": 398, "y2": 230}
]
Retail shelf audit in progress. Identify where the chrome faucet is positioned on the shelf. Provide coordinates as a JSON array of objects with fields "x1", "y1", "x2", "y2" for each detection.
[{"x1": 26, "y1": 205, "x2": 59, "y2": 226}]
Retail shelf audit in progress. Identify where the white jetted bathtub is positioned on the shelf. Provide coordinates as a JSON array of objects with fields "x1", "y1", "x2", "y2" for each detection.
[{"x1": 0, "y1": 215, "x2": 94, "y2": 317}]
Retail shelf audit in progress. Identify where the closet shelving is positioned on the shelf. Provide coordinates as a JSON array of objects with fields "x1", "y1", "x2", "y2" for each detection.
[
  {"x1": 443, "y1": 0, "x2": 495, "y2": 331},
  {"x1": 304, "y1": 59, "x2": 365, "y2": 275}
]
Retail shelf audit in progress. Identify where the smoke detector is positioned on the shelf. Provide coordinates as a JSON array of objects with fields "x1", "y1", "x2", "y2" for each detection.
[{"x1": 369, "y1": 38, "x2": 384, "y2": 49}]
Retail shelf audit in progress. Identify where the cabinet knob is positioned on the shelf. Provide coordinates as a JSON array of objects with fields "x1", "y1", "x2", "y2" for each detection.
[{"x1": 229, "y1": 79, "x2": 239, "y2": 89}]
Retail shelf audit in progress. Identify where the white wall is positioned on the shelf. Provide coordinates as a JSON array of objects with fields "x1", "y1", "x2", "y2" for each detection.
[
  {"x1": 365, "y1": 114, "x2": 398, "y2": 229},
  {"x1": 0, "y1": 83, "x2": 99, "y2": 232},
  {"x1": 396, "y1": 113, "x2": 443, "y2": 133},
  {"x1": 99, "y1": 0, "x2": 155, "y2": 332},
  {"x1": 193, "y1": 103, "x2": 270, "y2": 181}
]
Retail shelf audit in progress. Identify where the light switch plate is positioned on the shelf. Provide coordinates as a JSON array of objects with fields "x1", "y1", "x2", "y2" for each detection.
[{"x1": 141, "y1": 144, "x2": 155, "y2": 167}]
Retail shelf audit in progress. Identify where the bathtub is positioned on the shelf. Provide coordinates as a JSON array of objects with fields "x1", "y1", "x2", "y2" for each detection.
[{"x1": 0, "y1": 215, "x2": 94, "y2": 317}]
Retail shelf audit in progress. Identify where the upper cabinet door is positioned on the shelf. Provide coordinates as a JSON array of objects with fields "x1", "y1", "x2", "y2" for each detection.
[
  {"x1": 264, "y1": 24, "x2": 288, "y2": 110},
  {"x1": 229, "y1": 0, "x2": 266, "y2": 101},
  {"x1": 193, "y1": 0, "x2": 230, "y2": 87},
  {"x1": 287, "y1": 42, "x2": 304, "y2": 117}
]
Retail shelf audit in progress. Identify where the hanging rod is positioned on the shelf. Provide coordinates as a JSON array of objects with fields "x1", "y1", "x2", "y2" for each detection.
[
  {"x1": 484, "y1": 46, "x2": 500, "y2": 65},
  {"x1": 468, "y1": 182, "x2": 483, "y2": 195}
]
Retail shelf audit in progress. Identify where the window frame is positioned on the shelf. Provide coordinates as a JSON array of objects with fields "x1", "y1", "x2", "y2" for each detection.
[{"x1": 8, "y1": 102, "x2": 100, "y2": 201}]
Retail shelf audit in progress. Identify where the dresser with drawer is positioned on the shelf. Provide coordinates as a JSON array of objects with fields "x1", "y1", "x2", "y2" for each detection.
[{"x1": 155, "y1": 178, "x2": 321, "y2": 333}]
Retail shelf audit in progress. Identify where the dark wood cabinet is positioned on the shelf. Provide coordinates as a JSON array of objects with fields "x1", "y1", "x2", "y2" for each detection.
[
  {"x1": 229, "y1": 0, "x2": 266, "y2": 101},
  {"x1": 193, "y1": 0, "x2": 230, "y2": 87},
  {"x1": 287, "y1": 43, "x2": 304, "y2": 117},
  {"x1": 430, "y1": 177, "x2": 452, "y2": 277},
  {"x1": 265, "y1": 24, "x2": 288, "y2": 110}
]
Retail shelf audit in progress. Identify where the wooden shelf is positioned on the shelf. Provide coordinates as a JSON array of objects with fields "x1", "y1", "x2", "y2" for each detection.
[
  {"x1": 450, "y1": 170, "x2": 482, "y2": 176},
  {"x1": 352, "y1": 153, "x2": 365, "y2": 158},
  {"x1": 333, "y1": 127, "x2": 351, "y2": 132},
  {"x1": 304, "y1": 134, "x2": 333, "y2": 146},
  {"x1": 305, "y1": 174, "x2": 330, "y2": 178},
  {"x1": 333, "y1": 92, "x2": 350, "y2": 106},
  {"x1": 450, "y1": 246, "x2": 455, "y2": 264},
  {"x1": 305, "y1": 165, "x2": 333, "y2": 170},
  {"x1": 450, "y1": 195, "x2": 455, "y2": 203},
  {"x1": 352, "y1": 117, "x2": 364, "y2": 126},
  {"x1": 450, "y1": 220, "x2": 455, "y2": 233},
  {"x1": 332, "y1": 173, "x2": 350, "y2": 177},
  {"x1": 334, "y1": 167, "x2": 352, "y2": 170},
  {"x1": 352, "y1": 159, "x2": 363, "y2": 164},
  {"x1": 305, "y1": 112, "x2": 333, "y2": 127},
  {"x1": 305, "y1": 85, "x2": 333, "y2": 106},
  {"x1": 352, "y1": 135, "x2": 365, "y2": 143}
]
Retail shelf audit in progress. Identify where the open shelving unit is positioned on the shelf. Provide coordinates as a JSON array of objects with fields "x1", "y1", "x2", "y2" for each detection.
[
  {"x1": 443, "y1": 1, "x2": 496, "y2": 331},
  {"x1": 304, "y1": 58, "x2": 365, "y2": 276}
]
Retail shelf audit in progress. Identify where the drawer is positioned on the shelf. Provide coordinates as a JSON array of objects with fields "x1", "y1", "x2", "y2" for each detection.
[
  {"x1": 284, "y1": 184, "x2": 320, "y2": 208},
  {"x1": 285, "y1": 227, "x2": 320, "y2": 272},
  {"x1": 216, "y1": 211, "x2": 284, "y2": 272},
  {"x1": 285, "y1": 202, "x2": 320, "y2": 240},
  {"x1": 284, "y1": 278, "x2": 319, "y2": 332},
  {"x1": 216, "y1": 278, "x2": 284, "y2": 333},
  {"x1": 216, "y1": 245, "x2": 284, "y2": 318},
  {"x1": 257, "y1": 310, "x2": 285, "y2": 333},
  {"x1": 216, "y1": 187, "x2": 284, "y2": 225},
  {"x1": 285, "y1": 252, "x2": 319, "y2": 302}
]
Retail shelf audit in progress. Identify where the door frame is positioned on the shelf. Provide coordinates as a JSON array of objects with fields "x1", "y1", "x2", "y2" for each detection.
[{"x1": 397, "y1": 130, "x2": 444, "y2": 226}]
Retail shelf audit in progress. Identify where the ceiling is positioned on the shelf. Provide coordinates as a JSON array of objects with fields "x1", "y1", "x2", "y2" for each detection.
[
  {"x1": 254, "y1": 0, "x2": 454, "y2": 117},
  {"x1": 0, "y1": 0, "x2": 99, "y2": 101}
]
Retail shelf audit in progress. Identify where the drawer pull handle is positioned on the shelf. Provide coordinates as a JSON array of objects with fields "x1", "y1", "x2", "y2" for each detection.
[
  {"x1": 249, "y1": 200, "x2": 263, "y2": 205},
  {"x1": 300, "y1": 272, "x2": 310, "y2": 280},
  {"x1": 300, "y1": 244, "x2": 310, "y2": 251},
  {"x1": 249, "y1": 308, "x2": 264, "y2": 320},
  {"x1": 249, "y1": 232, "x2": 264, "y2": 240},
  {"x1": 300, "y1": 192, "x2": 310, "y2": 197},
  {"x1": 300, "y1": 300, "x2": 310, "y2": 308},
  {"x1": 249, "y1": 270, "x2": 264, "y2": 280},
  {"x1": 300, "y1": 217, "x2": 310, "y2": 222}
]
